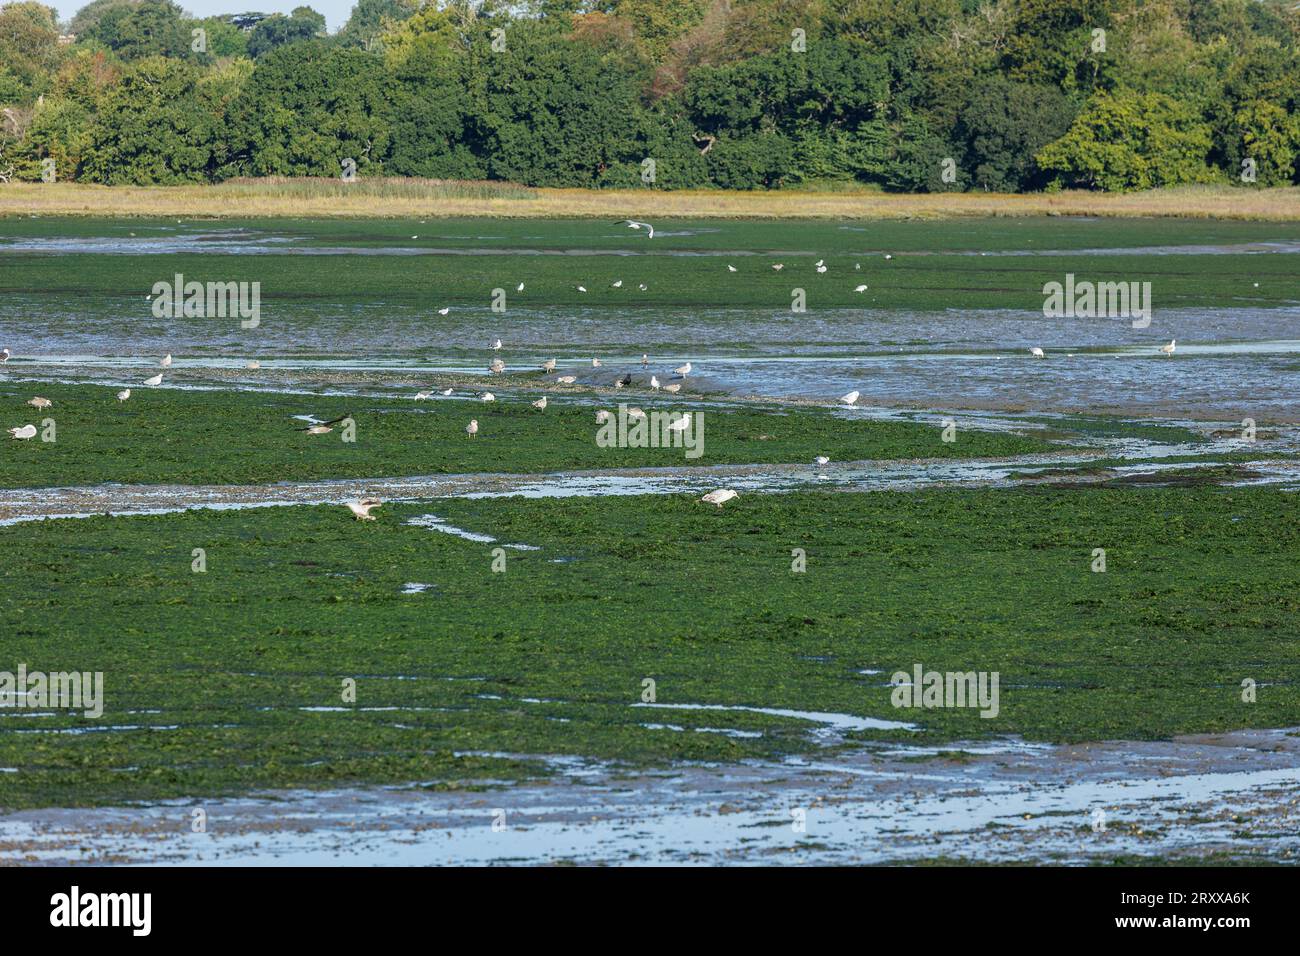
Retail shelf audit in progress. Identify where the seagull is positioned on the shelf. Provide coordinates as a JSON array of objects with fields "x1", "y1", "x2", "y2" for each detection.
[
  {"x1": 592, "y1": 358, "x2": 601, "y2": 367},
  {"x1": 27, "y1": 397, "x2": 51, "y2": 410},
  {"x1": 492, "y1": 339, "x2": 502, "y2": 350},
  {"x1": 7, "y1": 424, "x2": 36, "y2": 440},
  {"x1": 884, "y1": 254, "x2": 894, "y2": 260},
  {"x1": 727, "y1": 265, "x2": 737, "y2": 272},
  {"x1": 700, "y1": 489, "x2": 737, "y2": 508},
  {"x1": 532, "y1": 397, "x2": 548, "y2": 410},
  {"x1": 854, "y1": 285, "x2": 868, "y2": 292},
  {"x1": 296, "y1": 413, "x2": 352, "y2": 435},
  {"x1": 246, "y1": 361, "x2": 260, "y2": 370},
  {"x1": 815, "y1": 259, "x2": 824, "y2": 267},
  {"x1": 616, "y1": 219, "x2": 654, "y2": 239},
  {"x1": 612, "y1": 280, "x2": 623, "y2": 288},
  {"x1": 346, "y1": 499, "x2": 382, "y2": 521},
  {"x1": 489, "y1": 358, "x2": 505, "y2": 374},
  {"x1": 437, "y1": 307, "x2": 450, "y2": 315},
  {"x1": 116, "y1": 389, "x2": 131, "y2": 402},
  {"x1": 641, "y1": 355, "x2": 649, "y2": 368},
  {"x1": 577, "y1": 285, "x2": 587, "y2": 293},
  {"x1": 440, "y1": 388, "x2": 453, "y2": 396},
  {"x1": 143, "y1": 373, "x2": 163, "y2": 386},
  {"x1": 816, "y1": 264, "x2": 827, "y2": 273},
  {"x1": 556, "y1": 376, "x2": 576, "y2": 384},
  {"x1": 663, "y1": 383, "x2": 681, "y2": 394},
  {"x1": 814, "y1": 456, "x2": 830, "y2": 467},
  {"x1": 650, "y1": 375, "x2": 660, "y2": 390},
  {"x1": 674, "y1": 362, "x2": 691, "y2": 377},
  {"x1": 542, "y1": 359, "x2": 556, "y2": 373},
  {"x1": 666, "y1": 413, "x2": 691, "y2": 433},
  {"x1": 638, "y1": 283, "x2": 647, "y2": 291},
  {"x1": 480, "y1": 392, "x2": 495, "y2": 402},
  {"x1": 626, "y1": 407, "x2": 646, "y2": 419},
  {"x1": 415, "y1": 391, "x2": 433, "y2": 400},
  {"x1": 1160, "y1": 339, "x2": 1176, "y2": 357},
  {"x1": 595, "y1": 409, "x2": 611, "y2": 424},
  {"x1": 0, "y1": 348, "x2": 8, "y2": 362},
  {"x1": 772, "y1": 264, "x2": 783, "y2": 271},
  {"x1": 160, "y1": 354, "x2": 172, "y2": 368},
  {"x1": 516, "y1": 283, "x2": 524, "y2": 292},
  {"x1": 1029, "y1": 347, "x2": 1045, "y2": 358},
  {"x1": 466, "y1": 419, "x2": 478, "y2": 437},
  {"x1": 855, "y1": 263, "x2": 861, "y2": 270},
  {"x1": 840, "y1": 390, "x2": 860, "y2": 405}
]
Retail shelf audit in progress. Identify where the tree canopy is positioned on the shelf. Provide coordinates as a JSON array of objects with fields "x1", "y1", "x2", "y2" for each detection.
[{"x1": 0, "y1": 0, "x2": 1296, "y2": 190}]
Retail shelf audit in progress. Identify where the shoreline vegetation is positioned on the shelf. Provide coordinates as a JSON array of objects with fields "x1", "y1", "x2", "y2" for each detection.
[{"x1": 4, "y1": 180, "x2": 1300, "y2": 221}]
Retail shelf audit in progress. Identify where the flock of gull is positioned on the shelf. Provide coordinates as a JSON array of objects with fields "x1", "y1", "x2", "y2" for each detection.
[{"x1": 2, "y1": 218, "x2": 1183, "y2": 518}]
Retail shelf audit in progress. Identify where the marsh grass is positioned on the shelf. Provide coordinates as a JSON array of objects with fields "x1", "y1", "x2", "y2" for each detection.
[{"x1": 3, "y1": 180, "x2": 1299, "y2": 221}]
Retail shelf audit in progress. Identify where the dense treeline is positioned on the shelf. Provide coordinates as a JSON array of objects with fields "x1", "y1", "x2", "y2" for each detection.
[{"x1": 1, "y1": 0, "x2": 1298, "y2": 191}]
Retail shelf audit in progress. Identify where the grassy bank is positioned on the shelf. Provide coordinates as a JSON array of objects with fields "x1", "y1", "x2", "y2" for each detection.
[
  {"x1": 1, "y1": 487, "x2": 1297, "y2": 808},
  {"x1": 4, "y1": 181, "x2": 1300, "y2": 221}
]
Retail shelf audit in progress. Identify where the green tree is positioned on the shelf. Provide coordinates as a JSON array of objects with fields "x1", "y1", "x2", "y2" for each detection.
[
  {"x1": 953, "y1": 76, "x2": 1077, "y2": 191},
  {"x1": 81, "y1": 56, "x2": 220, "y2": 182},
  {"x1": 1035, "y1": 88, "x2": 1219, "y2": 191}
]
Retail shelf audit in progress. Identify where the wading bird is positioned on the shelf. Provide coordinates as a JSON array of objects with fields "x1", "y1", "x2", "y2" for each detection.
[
  {"x1": 7, "y1": 424, "x2": 36, "y2": 440},
  {"x1": 840, "y1": 390, "x2": 860, "y2": 405},
  {"x1": 700, "y1": 489, "x2": 737, "y2": 508},
  {"x1": 1160, "y1": 339, "x2": 1176, "y2": 357},
  {"x1": 616, "y1": 219, "x2": 654, "y2": 239},
  {"x1": 674, "y1": 362, "x2": 692, "y2": 377},
  {"x1": 466, "y1": 419, "x2": 478, "y2": 437},
  {"x1": 143, "y1": 373, "x2": 163, "y2": 386},
  {"x1": 650, "y1": 375, "x2": 660, "y2": 390},
  {"x1": 542, "y1": 359, "x2": 557, "y2": 373},
  {"x1": 346, "y1": 499, "x2": 382, "y2": 521},
  {"x1": 1029, "y1": 347, "x2": 1045, "y2": 358},
  {"x1": 532, "y1": 397, "x2": 548, "y2": 410}
]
